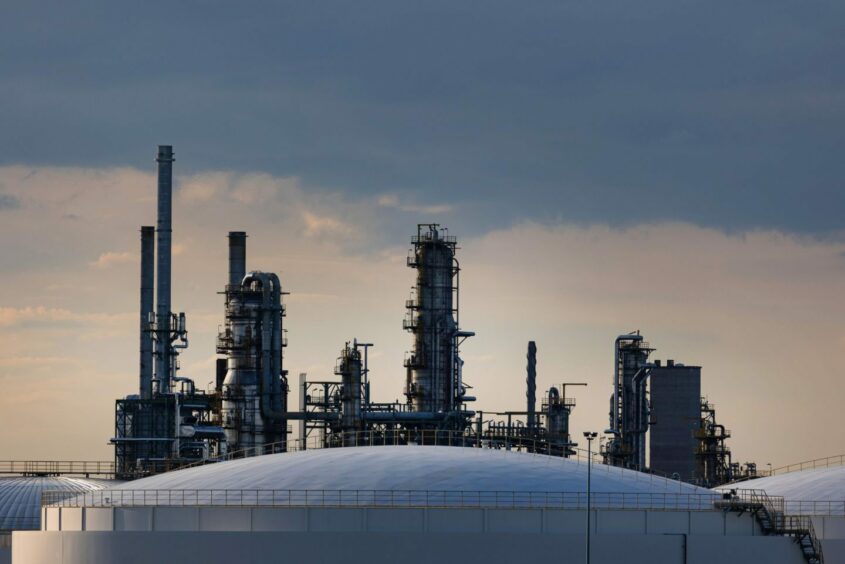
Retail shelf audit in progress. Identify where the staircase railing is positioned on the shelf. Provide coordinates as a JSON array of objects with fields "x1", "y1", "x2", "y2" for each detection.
[{"x1": 716, "y1": 489, "x2": 823, "y2": 564}]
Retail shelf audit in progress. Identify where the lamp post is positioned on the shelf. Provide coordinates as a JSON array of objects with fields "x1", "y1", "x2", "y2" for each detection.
[{"x1": 584, "y1": 431, "x2": 598, "y2": 564}]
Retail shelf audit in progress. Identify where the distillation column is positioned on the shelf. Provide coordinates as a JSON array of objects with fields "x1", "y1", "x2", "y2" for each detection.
[
  {"x1": 337, "y1": 342, "x2": 363, "y2": 441},
  {"x1": 219, "y1": 232, "x2": 288, "y2": 454},
  {"x1": 404, "y1": 224, "x2": 467, "y2": 416},
  {"x1": 605, "y1": 333, "x2": 653, "y2": 469}
]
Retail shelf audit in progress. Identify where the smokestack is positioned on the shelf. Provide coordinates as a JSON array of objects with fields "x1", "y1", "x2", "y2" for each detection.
[
  {"x1": 526, "y1": 341, "x2": 537, "y2": 429},
  {"x1": 154, "y1": 145, "x2": 174, "y2": 394},
  {"x1": 139, "y1": 226, "x2": 155, "y2": 399},
  {"x1": 228, "y1": 231, "x2": 247, "y2": 286}
]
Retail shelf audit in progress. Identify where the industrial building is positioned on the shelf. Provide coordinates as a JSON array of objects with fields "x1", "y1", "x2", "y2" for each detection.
[
  {"x1": 649, "y1": 360, "x2": 701, "y2": 481},
  {"x1": 3, "y1": 145, "x2": 839, "y2": 563},
  {"x1": 112, "y1": 145, "x2": 591, "y2": 481}
]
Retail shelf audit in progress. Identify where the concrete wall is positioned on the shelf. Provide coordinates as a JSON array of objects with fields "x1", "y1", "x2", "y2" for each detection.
[{"x1": 12, "y1": 507, "x2": 811, "y2": 564}]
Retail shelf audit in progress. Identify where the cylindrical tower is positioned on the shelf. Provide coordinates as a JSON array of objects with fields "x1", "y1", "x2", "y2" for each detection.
[
  {"x1": 228, "y1": 232, "x2": 247, "y2": 287},
  {"x1": 218, "y1": 261, "x2": 288, "y2": 455},
  {"x1": 526, "y1": 341, "x2": 537, "y2": 429},
  {"x1": 605, "y1": 333, "x2": 653, "y2": 469},
  {"x1": 154, "y1": 145, "x2": 175, "y2": 394},
  {"x1": 545, "y1": 387, "x2": 570, "y2": 440},
  {"x1": 404, "y1": 224, "x2": 459, "y2": 414},
  {"x1": 337, "y1": 343, "x2": 363, "y2": 436},
  {"x1": 139, "y1": 226, "x2": 155, "y2": 399},
  {"x1": 219, "y1": 281, "x2": 263, "y2": 453}
]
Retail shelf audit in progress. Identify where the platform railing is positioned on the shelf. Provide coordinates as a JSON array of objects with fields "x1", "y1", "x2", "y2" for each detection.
[
  {"x1": 0, "y1": 460, "x2": 115, "y2": 477},
  {"x1": 43, "y1": 488, "x2": 723, "y2": 511},
  {"x1": 767, "y1": 454, "x2": 845, "y2": 476}
]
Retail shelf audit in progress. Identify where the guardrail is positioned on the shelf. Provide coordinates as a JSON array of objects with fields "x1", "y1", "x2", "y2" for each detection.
[
  {"x1": 769, "y1": 454, "x2": 844, "y2": 476},
  {"x1": 43, "y1": 489, "x2": 722, "y2": 511},
  {"x1": 0, "y1": 460, "x2": 115, "y2": 476},
  {"x1": 177, "y1": 429, "x2": 607, "y2": 472},
  {"x1": 785, "y1": 500, "x2": 845, "y2": 517}
]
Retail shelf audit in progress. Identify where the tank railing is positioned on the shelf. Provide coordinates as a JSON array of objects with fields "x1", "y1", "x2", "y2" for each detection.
[
  {"x1": 169, "y1": 429, "x2": 693, "y2": 485},
  {"x1": 766, "y1": 453, "x2": 845, "y2": 477},
  {"x1": 0, "y1": 460, "x2": 115, "y2": 476},
  {"x1": 784, "y1": 500, "x2": 845, "y2": 516},
  {"x1": 42, "y1": 489, "x2": 723, "y2": 511}
]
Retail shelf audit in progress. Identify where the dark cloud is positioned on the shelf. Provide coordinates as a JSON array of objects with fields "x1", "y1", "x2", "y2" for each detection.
[{"x1": 1, "y1": 1, "x2": 844, "y2": 234}]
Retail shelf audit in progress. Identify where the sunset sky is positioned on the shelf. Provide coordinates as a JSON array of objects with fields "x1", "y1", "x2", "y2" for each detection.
[{"x1": 1, "y1": 2, "x2": 843, "y2": 465}]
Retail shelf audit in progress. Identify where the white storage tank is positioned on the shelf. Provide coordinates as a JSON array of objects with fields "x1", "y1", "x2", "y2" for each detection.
[{"x1": 15, "y1": 446, "x2": 812, "y2": 564}]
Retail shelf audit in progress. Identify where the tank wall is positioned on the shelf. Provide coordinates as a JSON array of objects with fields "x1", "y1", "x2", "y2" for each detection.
[{"x1": 13, "y1": 521, "x2": 806, "y2": 564}]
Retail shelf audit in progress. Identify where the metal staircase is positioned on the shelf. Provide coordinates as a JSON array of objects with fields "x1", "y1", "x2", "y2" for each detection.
[{"x1": 716, "y1": 489, "x2": 824, "y2": 564}]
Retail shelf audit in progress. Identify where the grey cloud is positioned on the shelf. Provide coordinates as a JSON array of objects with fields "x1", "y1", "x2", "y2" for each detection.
[
  {"x1": 0, "y1": 194, "x2": 20, "y2": 210},
  {"x1": 1, "y1": 1, "x2": 844, "y2": 234}
]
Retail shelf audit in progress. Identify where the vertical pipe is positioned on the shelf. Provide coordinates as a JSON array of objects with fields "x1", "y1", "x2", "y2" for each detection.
[
  {"x1": 586, "y1": 436, "x2": 593, "y2": 564},
  {"x1": 155, "y1": 145, "x2": 174, "y2": 394},
  {"x1": 526, "y1": 341, "x2": 537, "y2": 429},
  {"x1": 139, "y1": 226, "x2": 155, "y2": 399},
  {"x1": 228, "y1": 231, "x2": 247, "y2": 287}
]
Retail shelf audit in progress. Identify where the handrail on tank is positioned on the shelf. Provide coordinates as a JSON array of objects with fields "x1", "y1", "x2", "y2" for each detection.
[{"x1": 41, "y1": 488, "x2": 724, "y2": 511}]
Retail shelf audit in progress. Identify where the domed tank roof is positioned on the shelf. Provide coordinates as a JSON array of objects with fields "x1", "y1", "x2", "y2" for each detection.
[
  {"x1": 116, "y1": 446, "x2": 710, "y2": 496},
  {"x1": 0, "y1": 476, "x2": 114, "y2": 530},
  {"x1": 716, "y1": 465, "x2": 845, "y2": 515}
]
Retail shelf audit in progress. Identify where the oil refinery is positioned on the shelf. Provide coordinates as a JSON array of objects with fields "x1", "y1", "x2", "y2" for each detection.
[{"x1": 1, "y1": 146, "x2": 842, "y2": 564}]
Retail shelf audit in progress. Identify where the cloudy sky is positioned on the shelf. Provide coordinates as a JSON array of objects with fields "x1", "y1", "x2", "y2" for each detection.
[{"x1": 1, "y1": 2, "x2": 843, "y2": 465}]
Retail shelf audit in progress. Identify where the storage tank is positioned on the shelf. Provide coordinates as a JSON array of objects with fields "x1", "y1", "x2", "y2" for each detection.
[{"x1": 16, "y1": 447, "x2": 817, "y2": 564}]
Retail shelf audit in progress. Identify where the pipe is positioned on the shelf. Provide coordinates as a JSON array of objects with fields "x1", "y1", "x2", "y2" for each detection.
[
  {"x1": 632, "y1": 366, "x2": 652, "y2": 470},
  {"x1": 154, "y1": 145, "x2": 175, "y2": 394},
  {"x1": 139, "y1": 226, "x2": 155, "y2": 399},
  {"x1": 268, "y1": 273, "x2": 284, "y2": 413},
  {"x1": 228, "y1": 232, "x2": 246, "y2": 287}
]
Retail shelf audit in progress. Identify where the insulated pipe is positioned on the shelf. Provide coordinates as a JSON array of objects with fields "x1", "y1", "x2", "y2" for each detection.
[
  {"x1": 612, "y1": 334, "x2": 643, "y2": 432},
  {"x1": 139, "y1": 226, "x2": 155, "y2": 399},
  {"x1": 268, "y1": 273, "x2": 284, "y2": 412},
  {"x1": 228, "y1": 232, "x2": 247, "y2": 287},
  {"x1": 154, "y1": 145, "x2": 175, "y2": 394},
  {"x1": 632, "y1": 366, "x2": 652, "y2": 470}
]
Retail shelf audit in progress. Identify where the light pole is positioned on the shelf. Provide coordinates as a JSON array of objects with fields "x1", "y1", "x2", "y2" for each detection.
[{"x1": 584, "y1": 431, "x2": 598, "y2": 564}]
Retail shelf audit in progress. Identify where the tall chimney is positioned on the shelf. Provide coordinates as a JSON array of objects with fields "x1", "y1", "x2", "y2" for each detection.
[
  {"x1": 228, "y1": 231, "x2": 247, "y2": 286},
  {"x1": 526, "y1": 341, "x2": 537, "y2": 429},
  {"x1": 139, "y1": 226, "x2": 155, "y2": 399},
  {"x1": 154, "y1": 145, "x2": 174, "y2": 394}
]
